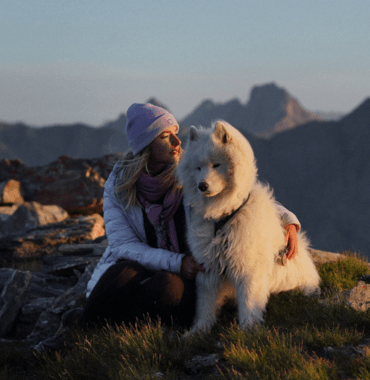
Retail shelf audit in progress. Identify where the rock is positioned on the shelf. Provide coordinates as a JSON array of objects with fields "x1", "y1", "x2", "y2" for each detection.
[
  {"x1": 0, "y1": 213, "x2": 105, "y2": 260},
  {"x1": 309, "y1": 248, "x2": 345, "y2": 265},
  {"x1": 83, "y1": 214, "x2": 105, "y2": 241},
  {"x1": 11, "y1": 297, "x2": 56, "y2": 341},
  {"x1": 43, "y1": 255, "x2": 100, "y2": 277},
  {"x1": 27, "y1": 310, "x2": 62, "y2": 345},
  {"x1": 347, "y1": 281, "x2": 370, "y2": 312},
  {"x1": 0, "y1": 201, "x2": 69, "y2": 239},
  {"x1": 58, "y1": 243, "x2": 95, "y2": 255},
  {"x1": 0, "y1": 236, "x2": 108, "y2": 345},
  {"x1": 52, "y1": 263, "x2": 96, "y2": 314},
  {"x1": 185, "y1": 354, "x2": 221, "y2": 375},
  {"x1": 0, "y1": 155, "x2": 117, "y2": 215},
  {"x1": 27, "y1": 282, "x2": 66, "y2": 300},
  {"x1": 58, "y1": 240, "x2": 108, "y2": 257},
  {"x1": 30, "y1": 272, "x2": 77, "y2": 298},
  {"x1": 0, "y1": 270, "x2": 32, "y2": 337},
  {"x1": 0, "y1": 268, "x2": 15, "y2": 292},
  {"x1": 93, "y1": 239, "x2": 108, "y2": 256},
  {"x1": 0, "y1": 179, "x2": 24, "y2": 204},
  {"x1": 5, "y1": 272, "x2": 78, "y2": 341},
  {"x1": 0, "y1": 204, "x2": 21, "y2": 222},
  {"x1": 22, "y1": 297, "x2": 55, "y2": 316}
]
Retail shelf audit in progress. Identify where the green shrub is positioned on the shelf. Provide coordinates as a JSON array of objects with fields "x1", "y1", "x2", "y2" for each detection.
[{"x1": 318, "y1": 252, "x2": 370, "y2": 292}]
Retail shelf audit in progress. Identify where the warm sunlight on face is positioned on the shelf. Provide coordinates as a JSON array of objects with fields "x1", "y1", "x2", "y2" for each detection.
[{"x1": 147, "y1": 125, "x2": 181, "y2": 174}]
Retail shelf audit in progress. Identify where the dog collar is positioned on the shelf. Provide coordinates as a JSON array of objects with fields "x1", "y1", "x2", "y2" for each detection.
[{"x1": 214, "y1": 193, "x2": 250, "y2": 236}]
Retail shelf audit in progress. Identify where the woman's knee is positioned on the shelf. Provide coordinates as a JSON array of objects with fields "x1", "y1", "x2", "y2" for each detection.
[
  {"x1": 114, "y1": 260, "x2": 148, "y2": 287},
  {"x1": 89, "y1": 260, "x2": 147, "y2": 297},
  {"x1": 152, "y1": 272, "x2": 186, "y2": 305}
]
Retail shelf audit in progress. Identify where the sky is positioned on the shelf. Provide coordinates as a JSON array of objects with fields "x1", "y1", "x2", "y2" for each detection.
[{"x1": 1, "y1": 0, "x2": 369, "y2": 127}]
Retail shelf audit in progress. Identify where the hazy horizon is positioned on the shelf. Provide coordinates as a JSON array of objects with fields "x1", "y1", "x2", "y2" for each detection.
[{"x1": 1, "y1": 0, "x2": 369, "y2": 127}]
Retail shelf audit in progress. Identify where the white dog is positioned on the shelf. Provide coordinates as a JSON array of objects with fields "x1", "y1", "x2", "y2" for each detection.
[{"x1": 176, "y1": 121, "x2": 320, "y2": 332}]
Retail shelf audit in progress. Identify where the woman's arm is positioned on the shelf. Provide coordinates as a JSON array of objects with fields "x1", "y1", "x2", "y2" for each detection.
[
  {"x1": 275, "y1": 202, "x2": 301, "y2": 230},
  {"x1": 276, "y1": 203, "x2": 300, "y2": 260},
  {"x1": 86, "y1": 170, "x2": 185, "y2": 297},
  {"x1": 104, "y1": 183, "x2": 185, "y2": 272}
]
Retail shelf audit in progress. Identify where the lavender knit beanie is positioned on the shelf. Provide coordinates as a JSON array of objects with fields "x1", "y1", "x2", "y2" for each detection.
[{"x1": 125, "y1": 103, "x2": 179, "y2": 155}]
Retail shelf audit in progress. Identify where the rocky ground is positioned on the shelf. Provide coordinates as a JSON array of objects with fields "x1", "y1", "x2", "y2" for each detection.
[{"x1": 0, "y1": 155, "x2": 113, "y2": 345}]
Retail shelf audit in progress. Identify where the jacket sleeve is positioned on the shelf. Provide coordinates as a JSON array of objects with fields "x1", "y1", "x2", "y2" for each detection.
[
  {"x1": 86, "y1": 169, "x2": 185, "y2": 297},
  {"x1": 275, "y1": 202, "x2": 301, "y2": 230},
  {"x1": 103, "y1": 181, "x2": 185, "y2": 273}
]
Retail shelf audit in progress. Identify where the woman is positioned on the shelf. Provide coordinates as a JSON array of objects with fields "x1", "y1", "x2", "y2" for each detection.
[{"x1": 81, "y1": 103, "x2": 300, "y2": 328}]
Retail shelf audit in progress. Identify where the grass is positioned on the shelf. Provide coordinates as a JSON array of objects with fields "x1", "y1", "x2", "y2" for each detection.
[
  {"x1": 318, "y1": 251, "x2": 370, "y2": 292},
  {"x1": 2, "y1": 251, "x2": 370, "y2": 379}
]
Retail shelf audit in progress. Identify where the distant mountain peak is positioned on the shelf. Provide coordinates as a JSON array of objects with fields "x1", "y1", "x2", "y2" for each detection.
[
  {"x1": 249, "y1": 82, "x2": 288, "y2": 101},
  {"x1": 146, "y1": 98, "x2": 171, "y2": 112},
  {"x1": 243, "y1": 83, "x2": 321, "y2": 137},
  {"x1": 180, "y1": 83, "x2": 320, "y2": 137}
]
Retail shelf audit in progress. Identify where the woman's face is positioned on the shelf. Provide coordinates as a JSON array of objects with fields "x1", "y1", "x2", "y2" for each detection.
[{"x1": 147, "y1": 125, "x2": 181, "y2": 174}]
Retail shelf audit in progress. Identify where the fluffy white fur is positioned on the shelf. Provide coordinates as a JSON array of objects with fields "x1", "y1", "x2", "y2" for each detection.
[{"x1": 176, "y1": 121, "x2": 320, "y2": 332}]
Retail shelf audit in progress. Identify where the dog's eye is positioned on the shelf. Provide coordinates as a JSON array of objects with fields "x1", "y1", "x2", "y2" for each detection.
[
  {"x1": 197, "y1": 167, "x2": 201, "y2": 171},
  {"x1": 213, "y1": 163, "x2": 220, "y2": 168}
]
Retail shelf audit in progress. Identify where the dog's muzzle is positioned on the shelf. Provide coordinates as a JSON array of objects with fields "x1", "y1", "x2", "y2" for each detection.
[{"x1": 198, "y1": 182, "x2": 208, "y2": 192}]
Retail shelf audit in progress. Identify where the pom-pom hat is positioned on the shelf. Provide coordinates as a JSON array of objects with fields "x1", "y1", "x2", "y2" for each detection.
[{"x1": 125, "y1": 103, "x2": 179, "y2": 155}]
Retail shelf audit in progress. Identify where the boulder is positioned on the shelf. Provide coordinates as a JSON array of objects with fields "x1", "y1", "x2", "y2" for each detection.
[
  {"x1": 0, "y1": 201, "x2": 69, "y2": 239},
  {"x1": 0, "y1": 179, "x2": 24, "y2": 204},
  {"x1": 0, "y1": 240, "x2": 107, "y2": 342},
  {"x1": 0, "y1": 213, "x2": 105, "y2": 260},
  {"x1": 22, "y1": 297, "x2": 55, "y2": 316},
  {"x1": 0, "y1": 155, "x2": 118, "y2": 215},
  {"x1": 309, "y1": 248, "x2": 345, "y2": 265},
  {"x1": 0, "y1": 270, "x2": 32, "y2": 337},
  {"x1": 0, "y1": 204, "x2": 20, "y2": 222},
  {"x1": 52, "y1": 263, "x2": 96, "y2": 314},
  {"x1": 0, "y1": 268, "x2": 15, "y2": 292},
  {"x1": 347, "y1": 281, "x2": 370, "y2": 312},
  {"x1": 185, "y1": 354, "x2": 221, "y2": 376},
  {"x1": 57, "y1": 239, "x2": 108, "y2": 256},
  {"x1": 42, "y1": 255, "x2": 100, "y2": 277},
  {"x1": 26, "y1": 310, "x2": 62, "y2": 345}
]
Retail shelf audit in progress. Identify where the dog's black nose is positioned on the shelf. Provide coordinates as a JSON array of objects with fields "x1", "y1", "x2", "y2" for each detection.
[{"x1": 198, "y1": 182, "x2": 208, "y2": 192}]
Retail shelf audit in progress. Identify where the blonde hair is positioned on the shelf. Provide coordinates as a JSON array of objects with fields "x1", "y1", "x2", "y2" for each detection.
[{"x1": 113, "y1": 147, "x2": 183, "y2": 211}]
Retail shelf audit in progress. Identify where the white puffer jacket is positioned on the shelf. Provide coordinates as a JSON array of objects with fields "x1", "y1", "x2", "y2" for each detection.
[{"x1": 86, "y1": 164, "x2": 301, "y2": 297}]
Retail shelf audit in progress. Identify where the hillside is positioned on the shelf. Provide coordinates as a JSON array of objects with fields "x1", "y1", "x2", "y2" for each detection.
[
  {"x1": 252, "y1": 98, "x2": 370, "y2": 255},
  {"x1": 0, "y1": 122, "x2": 129, "y2": 167},
  {"x1": 180, "y1": 83, "x2": 321, "y2": 137}
]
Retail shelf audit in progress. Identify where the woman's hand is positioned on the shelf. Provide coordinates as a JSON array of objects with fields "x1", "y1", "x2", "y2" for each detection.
[
  {"x1": 181, "y1": 255, "x2": 205, "y2": 280},
  {"x1": 284, "y1": 224, "x2": 299, "y2": 260}
]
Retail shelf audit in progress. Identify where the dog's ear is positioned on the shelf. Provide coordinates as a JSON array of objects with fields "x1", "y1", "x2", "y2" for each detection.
[
  {"x1": 214, "y1": 121, "x2": 230, "y2": 144},
  {"x1": 189, "y1": 125, "x2": 199, "y2": 141}
]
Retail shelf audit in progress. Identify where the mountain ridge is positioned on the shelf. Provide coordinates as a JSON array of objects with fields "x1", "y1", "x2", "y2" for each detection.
[{"x1": 180, "y1": 82, "x2": 321, "y2": 137}]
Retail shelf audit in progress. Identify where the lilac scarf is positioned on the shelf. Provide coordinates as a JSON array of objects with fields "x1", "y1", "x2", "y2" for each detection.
[{"x1": 136, "y1": 171, "x2": 183, "y2": 253}]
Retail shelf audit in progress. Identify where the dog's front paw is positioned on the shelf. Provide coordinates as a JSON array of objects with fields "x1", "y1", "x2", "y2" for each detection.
[{"x1": 181, "y1": 323, "x2": 210, "y2": 340}]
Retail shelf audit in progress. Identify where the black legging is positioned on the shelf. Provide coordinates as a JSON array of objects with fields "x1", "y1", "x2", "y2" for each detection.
[{"x1": 80, "y1": 260, "x2": 196, "y2": 328}]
